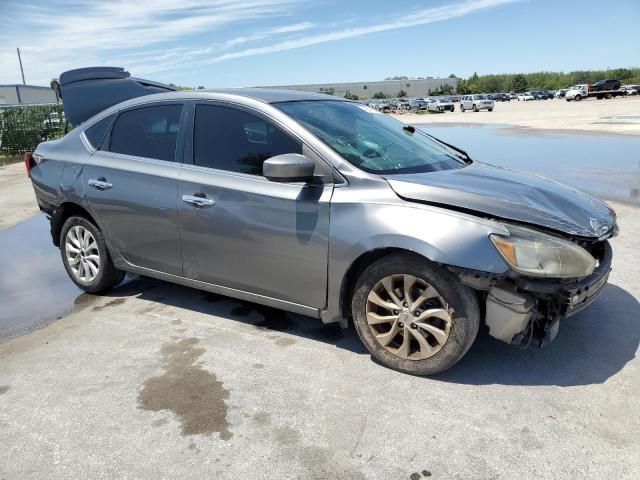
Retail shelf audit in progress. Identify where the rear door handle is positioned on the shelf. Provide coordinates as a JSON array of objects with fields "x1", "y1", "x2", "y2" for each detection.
[
  {"x1": 88, "y1": 178, "x2": 113, "y2": 190},
  {"x1": 182, "y1": 194, "x2": 215, "y2": 208}
]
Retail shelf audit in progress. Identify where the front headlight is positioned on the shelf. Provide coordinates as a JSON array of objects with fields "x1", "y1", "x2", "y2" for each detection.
[{"x1": 490, "y1": 224, "x2": 596, "y2": 278}]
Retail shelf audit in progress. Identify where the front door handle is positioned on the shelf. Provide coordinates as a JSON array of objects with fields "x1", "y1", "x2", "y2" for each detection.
[
  {"x1": 88, "y1": 178, "x2": 113, "y2": 190},
  {"x1": 182, "y1": 194, "x2": 215, "y2": 208}
]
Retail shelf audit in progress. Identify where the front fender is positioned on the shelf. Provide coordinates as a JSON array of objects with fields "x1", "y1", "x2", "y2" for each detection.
[{"x1": 321, "y1": 186, "x2": 510, "y2": 324}]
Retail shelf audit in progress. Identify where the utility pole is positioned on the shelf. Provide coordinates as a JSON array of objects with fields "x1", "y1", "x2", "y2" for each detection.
[{"x1": 16, "y1": 47, "x2": 26, "y2": 85}]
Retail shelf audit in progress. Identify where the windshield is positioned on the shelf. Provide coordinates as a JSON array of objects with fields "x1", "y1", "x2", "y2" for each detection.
[{"x1": 275, "y1": 101, "x2": 465, "y2": 174}]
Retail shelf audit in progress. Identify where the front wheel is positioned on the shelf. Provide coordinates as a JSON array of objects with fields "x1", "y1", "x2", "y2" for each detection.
[
  {"x1": 351, "y1": 253, "x2": 480, "y2": 376},
  {"x1": 473, "y1": 104, "x2": 479, "y2": 112},
  {"x1": 488, "y1": 108, "x2": 493, "y2": 112},
  {"x1": 460, "y1": 105, "x2": 465, "y2": 112},
  {"x1": 574, "y1": 94, "x2": 582, "y2": 101},
  {"x1": 60, "y1": 216, "x2": 125, "y2": 293}
]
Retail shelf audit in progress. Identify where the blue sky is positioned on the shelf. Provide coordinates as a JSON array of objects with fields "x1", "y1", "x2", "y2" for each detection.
[{"x1": 0, "y1": 0, "x2": 638, "y2": 87}]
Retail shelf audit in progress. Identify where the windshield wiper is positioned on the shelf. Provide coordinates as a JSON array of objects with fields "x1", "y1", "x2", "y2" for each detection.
[
  {"x1": 424, "y1": 132, "x2": 472, "y2": 164},
  {"x1": 403, "y1": 124, "x2": 471, "y2": 164}
]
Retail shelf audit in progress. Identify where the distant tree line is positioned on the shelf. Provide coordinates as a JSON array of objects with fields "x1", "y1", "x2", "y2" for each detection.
[{"x1": 456, "y1": 68, "x2": 640, "y2": 93}]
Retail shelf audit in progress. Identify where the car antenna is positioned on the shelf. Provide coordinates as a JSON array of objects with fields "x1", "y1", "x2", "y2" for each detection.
[{"x1": 403, "y1": 125, "x2": 415, "y2": 133}]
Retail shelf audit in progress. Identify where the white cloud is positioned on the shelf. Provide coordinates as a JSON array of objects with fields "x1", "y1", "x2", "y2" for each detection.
[
  {"x1": 0, "y1": 0, "x2": 519, "y2": 85},
  {"x1": 199, "y1": 0, "x2": 520, "y2": 65}
]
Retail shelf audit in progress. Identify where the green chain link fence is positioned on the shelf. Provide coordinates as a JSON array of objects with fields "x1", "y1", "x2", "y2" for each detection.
[{"x1": 0, "y1": 104, "x2": 67, "y2": 159}]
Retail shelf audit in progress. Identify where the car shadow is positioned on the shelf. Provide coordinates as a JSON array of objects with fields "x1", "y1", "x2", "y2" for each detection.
[
  {"x1": 80, "y1": 275, "x2": 366, "y2": 355},
  {"x1": 88, "y1": 279, "x2": 638, "y2": 386}
]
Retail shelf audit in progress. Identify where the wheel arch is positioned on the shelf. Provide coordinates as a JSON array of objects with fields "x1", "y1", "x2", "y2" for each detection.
[
  {"x1": 338, "y1": 247, "x2": 429, "y2": 323},
  {"x1": 51, "y1": 202, "x2": 98, "y2": 247}
]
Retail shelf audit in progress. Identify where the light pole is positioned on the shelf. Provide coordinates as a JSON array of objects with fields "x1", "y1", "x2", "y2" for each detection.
[{"x1": 16, "y1": 48, "x2": 26, "y2": 85}]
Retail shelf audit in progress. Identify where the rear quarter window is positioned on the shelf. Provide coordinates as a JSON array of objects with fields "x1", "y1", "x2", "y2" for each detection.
[{"x1": 84, "y1": 114, "x2": 115, "y2": 150}]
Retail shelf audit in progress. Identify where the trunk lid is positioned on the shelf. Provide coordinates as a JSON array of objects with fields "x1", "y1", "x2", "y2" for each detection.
[{"x1": 54, "y1": 67, "x2": 176, "y2": 126}]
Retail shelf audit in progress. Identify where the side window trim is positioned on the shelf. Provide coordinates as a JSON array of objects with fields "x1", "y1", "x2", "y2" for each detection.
[{"x1": 103, "y1": 101, "x2": 185, "y2": 163}]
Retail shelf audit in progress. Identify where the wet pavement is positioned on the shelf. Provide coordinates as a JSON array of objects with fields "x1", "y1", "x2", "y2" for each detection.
[
  {"x1": 419, "y1": 124, "x2": 640, "y2": 204},
  {"x1": 0, "y1": 215, "x2": 80, "y2": 340}
]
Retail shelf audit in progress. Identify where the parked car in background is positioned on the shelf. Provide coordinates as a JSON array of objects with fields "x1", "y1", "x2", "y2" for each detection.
[
  {"x1": 529, "y1": 91, "x2": 550, "y2": 100},
  {"x1": 492, "y1": 93, "x2": 511, "y2": 102},
  {"x1": 555, "y1": 89, "x2": 568, "y2": 98},
  {"x1": 373, "y1": 101, "x2": 392, "y2": 112},
  {"x1": 43, "y1": 111, "x2": 64, "y2": 127},
  {"x1": 28, "y1": 66, "x2": 617, "y2": 376},
  {"x1": 622, "y1": 86, "x2": 639, "y2": 96},
  {"x1": 409, "y1": 98, "x2": 428, "y2": 110},
  {"x1": 397, "y1": 99, "x2": 411, "y2": 110},
  {"x1": 460, "y1": 94, "x2": 494, "y2": 112},
  {"x1": 427, "y1": 96, "x2": 455, "y2": 112},
  {"x1": 591, "y1": 79, "x2": 621, "y2": 92},
  {"x1": 516, "y1": 92, "x2": 534, "y2": 101}
]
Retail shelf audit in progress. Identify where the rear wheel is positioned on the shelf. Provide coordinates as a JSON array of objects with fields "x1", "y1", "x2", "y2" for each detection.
[
  {"x1": 460, "y1": 105, "x2": 465, "y2": 112},
  {"x1": 605, "y1": 93, "x2": 612, "y2": 99},
  {"x1": 488, "y1": 108, "x2": 493, "y2": 112},
  {"x1": 351, "y1": 253, "x2": 479, "y2": 376},
  {"x1": 473, "y1": 104, "x2": 479, "y2": 112},
  {"x1": 60, "y1": 216, "x2": 125, "y2": 293}
]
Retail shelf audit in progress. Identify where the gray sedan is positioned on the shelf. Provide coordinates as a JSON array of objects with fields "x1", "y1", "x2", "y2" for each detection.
[{"x1": 27, "y1": 69, "x2": 616, "y2": 375}]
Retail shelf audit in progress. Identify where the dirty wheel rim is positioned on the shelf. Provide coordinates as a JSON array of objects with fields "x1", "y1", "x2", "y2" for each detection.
[
  {"x1": 366, "y1": 274, "x2": 452, "y2": 360},
  {"x1": 65, "y1": 226, "x2": 100, "y2": 283}
]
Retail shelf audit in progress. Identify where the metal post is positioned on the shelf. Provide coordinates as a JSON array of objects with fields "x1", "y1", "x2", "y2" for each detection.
[{"x1": 16, "y1": 48, "x2": 26, "y2": 85}]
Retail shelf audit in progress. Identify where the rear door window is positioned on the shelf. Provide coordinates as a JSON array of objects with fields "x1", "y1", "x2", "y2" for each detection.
[
  {"x1": 109, "y1": 104, "x2": 182, "y2": 161},
  {"x1": 193, "y1": 104, "x2": 302, "y2": 176}
]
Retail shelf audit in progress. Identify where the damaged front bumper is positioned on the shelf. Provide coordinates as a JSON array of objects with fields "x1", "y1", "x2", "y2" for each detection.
[{"x1": 462, "y1": 240, "x2": 612, "y2": 348}]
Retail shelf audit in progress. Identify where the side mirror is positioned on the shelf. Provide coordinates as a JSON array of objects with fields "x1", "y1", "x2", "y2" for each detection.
[{"x1": 263, "y1": 154, "x2": 315, "y2": 183}]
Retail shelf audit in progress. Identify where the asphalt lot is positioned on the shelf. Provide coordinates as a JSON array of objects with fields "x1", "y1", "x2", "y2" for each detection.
[{"x1": 1, "y1": 114, "x2": 639, "y2": 479}]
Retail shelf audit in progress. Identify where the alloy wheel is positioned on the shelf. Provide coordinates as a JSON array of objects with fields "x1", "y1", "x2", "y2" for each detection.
[
  {"x1": 65, "y1": 225, "x2": 100, "y2": 283},
  {"x1": 365, "y1": 274, "x2": 453, "y2": 360}
]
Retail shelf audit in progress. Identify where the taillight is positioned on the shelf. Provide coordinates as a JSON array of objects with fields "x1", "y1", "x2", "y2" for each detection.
[{"x1": 24, "y1": 151, "x2": 34, "y2": 178}]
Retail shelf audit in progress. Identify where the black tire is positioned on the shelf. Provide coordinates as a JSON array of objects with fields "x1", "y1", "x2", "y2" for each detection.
[
  {"x1": 60, "y1": 216, "x2": 125, "y2": 293},
  {"x1": 574, "y1": 94, "x2": 582, "y2": 101},
  {"x1": 605, "y1": 93, "x2": 612, "y2": 99},
  {"x1": 460, "y1": 105, "x2": 465, "y2": 112},
  {"x1": 488, "y1": 108, "x2": 493, "y2": 112},
  {"x1": 473, "y1": 104, "x2": 479, "y2": 112},
  {"x1": 351, "y1": 252, "x2": 480, "y2": 376}
]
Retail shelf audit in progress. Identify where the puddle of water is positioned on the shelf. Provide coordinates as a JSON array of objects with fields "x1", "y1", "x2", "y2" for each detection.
[
  {"x1": 0, "y1": 215, "x2": 81, "y2": 340},
  {"x1": 419, "y1": 124, "x2": 640, "y2": 205},
  {"x1": 606, "y1": 115, "x2": 640, "y2": 120},
  {"x1": 137, "y1": 337, "x2": 232, "y2": 440}
]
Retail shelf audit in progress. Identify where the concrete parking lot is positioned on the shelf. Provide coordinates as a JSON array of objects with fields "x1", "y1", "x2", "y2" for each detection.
[{"x1": 1, "y1": 106, "x2": 639, "y2": 479}]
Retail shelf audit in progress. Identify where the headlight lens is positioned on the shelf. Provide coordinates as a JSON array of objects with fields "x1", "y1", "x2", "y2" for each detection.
[{"x1": 490, "y1": 224, "x2": 596, "y2": 278}]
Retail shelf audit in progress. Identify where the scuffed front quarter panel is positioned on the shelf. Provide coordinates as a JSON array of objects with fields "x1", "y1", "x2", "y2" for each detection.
[{"x1": 321, "y1": 178, "x2": 511, "y2": 324}]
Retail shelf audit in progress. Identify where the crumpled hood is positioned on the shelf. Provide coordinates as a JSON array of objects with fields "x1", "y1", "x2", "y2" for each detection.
[{"x1": 385, "y1": 162, "x2": 616, "y2": 238}]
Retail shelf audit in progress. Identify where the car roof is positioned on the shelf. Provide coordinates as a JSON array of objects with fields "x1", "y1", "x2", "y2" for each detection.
[{"x1": 202, "y1": 88, "x2": 345, "y2": 104}]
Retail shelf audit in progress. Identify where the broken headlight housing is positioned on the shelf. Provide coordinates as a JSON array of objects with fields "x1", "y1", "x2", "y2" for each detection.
[{"x1": 490, "y1": 224, "x2": 596, "y2": 279}]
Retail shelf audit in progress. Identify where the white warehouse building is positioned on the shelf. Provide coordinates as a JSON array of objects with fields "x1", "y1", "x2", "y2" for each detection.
[{"x1": 259, "y1": 77, "x2": 459, "y2": 98}]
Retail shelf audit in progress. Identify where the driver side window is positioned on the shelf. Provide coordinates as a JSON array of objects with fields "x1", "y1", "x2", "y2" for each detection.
[{"x1": 193, "y1": 104, "x2": 302, "y2": 176}]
